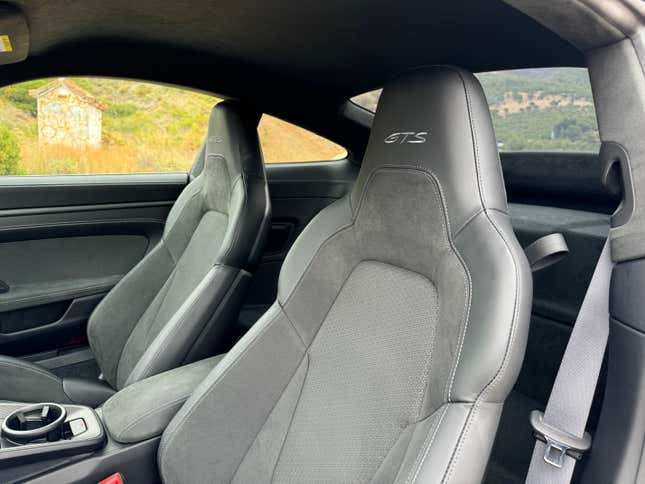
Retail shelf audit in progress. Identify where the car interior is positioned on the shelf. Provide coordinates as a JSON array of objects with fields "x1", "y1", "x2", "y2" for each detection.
[{"x1": 0, "y1": 0, "x2": 644, "y2": 483}]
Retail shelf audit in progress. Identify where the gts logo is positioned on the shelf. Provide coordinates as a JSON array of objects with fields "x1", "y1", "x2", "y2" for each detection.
[{"x1": 384, "y1": 131, "x2": 428, "y2": 144}]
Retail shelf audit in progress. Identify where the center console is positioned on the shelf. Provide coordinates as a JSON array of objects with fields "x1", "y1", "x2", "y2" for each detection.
[
  {"x1": 0, "y1": 402, "x2": 105, "y2": 466},
  {"x1": 0, "y1": 355, "x2": 221, "y2": 483}
]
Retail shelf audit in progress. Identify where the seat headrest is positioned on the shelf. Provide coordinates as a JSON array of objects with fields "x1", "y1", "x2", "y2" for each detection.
[
  {"x1": 192, "y1": 100, "x2": 264, "y2": 178},
  {"x1": 351, "y1": 66, "x2": 508, "y2": 233}
]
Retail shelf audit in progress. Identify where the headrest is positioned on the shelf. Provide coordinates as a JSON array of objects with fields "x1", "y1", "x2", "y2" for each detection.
[
  {"x1": 191, "y1": 100, "x2": 264, "y2": 178},
  {"x1": 351, "y1": 66, "x2": 508, "y2": 233}
]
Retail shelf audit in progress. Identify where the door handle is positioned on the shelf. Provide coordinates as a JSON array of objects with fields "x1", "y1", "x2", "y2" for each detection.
[{"x1": 0, "y1": 280, "x2": 9, "y2": 294}]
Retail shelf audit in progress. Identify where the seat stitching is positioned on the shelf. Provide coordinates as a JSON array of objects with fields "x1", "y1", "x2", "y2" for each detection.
[
  {"x1": 278, "y1": 303, "x2": 307, "y2": 349},
  {"x1": 406, "y1": 404, "x2": 449, "y2": 484}
]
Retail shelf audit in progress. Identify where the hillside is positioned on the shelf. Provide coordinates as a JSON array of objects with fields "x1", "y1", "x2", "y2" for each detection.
[
  {"x1": 353, "y1": 68, "x2": 600, "y2": 153},
  {"x1": 0, "y1": 78, "x2": 346, "y2": 176},
  {"x1": 477, "y1": 69, "x2": 600, "y2": 152}
]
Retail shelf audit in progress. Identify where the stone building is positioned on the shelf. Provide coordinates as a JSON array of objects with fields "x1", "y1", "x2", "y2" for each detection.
[{"x1": 29, "y1": 78, "x2": 106, "y2": 147}]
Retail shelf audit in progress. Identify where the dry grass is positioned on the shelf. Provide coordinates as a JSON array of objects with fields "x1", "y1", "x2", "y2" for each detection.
[
  {"x1": 17, "y1": 115, "x2": 347, "y2": 176},
  {"x1": 19, "y1": 143, "x2": 195, "y2": 175},
  {"x1": 260, "y1": 115, "x2": 346, "y2": 163}
]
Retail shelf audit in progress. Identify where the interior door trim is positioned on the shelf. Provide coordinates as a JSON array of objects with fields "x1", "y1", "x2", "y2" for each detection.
[
  {"x1": 0, "y1": 173, "x2": 188, "y2": 210},
  {"x1": 0, "y1": 200, "x2": 174, "y2": 218}
]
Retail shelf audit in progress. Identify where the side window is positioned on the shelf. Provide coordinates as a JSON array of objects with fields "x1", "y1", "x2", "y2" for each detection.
[
  {"x1": 477, "y1": 68, "x2": 599, "y2": 152},
  {"x1": 351, "y1": 68, "x2": 600, "y2": 153},
  {"x1": 258, "y1": 115, "x2": 347, "y2": 163},
  {"x1": 0, "y1": 77, "x2": 221, "y2": 176},
  {"x1": 0, "y1": 77, "x2": 348, "y2": 176}
]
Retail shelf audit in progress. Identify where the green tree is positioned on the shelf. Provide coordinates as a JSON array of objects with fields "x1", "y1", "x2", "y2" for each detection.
[{"x1": 0, "y1": 125, "x2": 20, "y2": 175}]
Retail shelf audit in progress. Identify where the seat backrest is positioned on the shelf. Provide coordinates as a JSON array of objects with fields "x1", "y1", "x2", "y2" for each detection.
[
  {"x1": 88, "y1": 101, "x2": 270, "y2": 390},
  {"x1": 158, "y1": 66, "x2": 532, "y2": 484}
]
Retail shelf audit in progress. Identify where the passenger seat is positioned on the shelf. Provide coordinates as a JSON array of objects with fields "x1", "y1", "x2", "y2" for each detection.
[
  {"x1": 158, "y1": 66, "x2": 531, "y2": 484},
  {"x1": 0, "y1": 101, "x2": 270, "y2": 407}
]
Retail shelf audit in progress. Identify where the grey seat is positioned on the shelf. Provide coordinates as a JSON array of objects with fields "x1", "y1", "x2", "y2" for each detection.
[
  {"x1": 0, "y1": 101, "x2": 270, "y2": 407},
  {"x1": 158, "y1": 66, "x2": 532, "y2": 484}
]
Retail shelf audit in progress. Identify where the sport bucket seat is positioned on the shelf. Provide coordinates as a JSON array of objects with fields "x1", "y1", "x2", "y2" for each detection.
[
  {"x1": 0, "y1": 101, "x2": 270, "y2": 407},
  {"x1": 158, "y1": 66, "x2": 532, "y2": 484}
]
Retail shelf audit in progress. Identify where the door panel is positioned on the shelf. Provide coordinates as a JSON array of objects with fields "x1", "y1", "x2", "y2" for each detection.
[
  {"x1": 0, "y1": 173, "x2": 187, "y2": 358},
  {"x1": 0, "y1": 173, "x2": 187, "y2": 209}
]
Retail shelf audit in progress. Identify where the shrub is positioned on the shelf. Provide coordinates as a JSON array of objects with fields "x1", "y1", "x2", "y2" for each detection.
[
  {"x1": 0, "y1": 125, "x2": 20, "y2": 175},
  {"x1": 105, "y1": 103, "x2": 138, "y2": 118},
  {"x1": 1, "y1": 79, "x2": 47, "y2": 116}
]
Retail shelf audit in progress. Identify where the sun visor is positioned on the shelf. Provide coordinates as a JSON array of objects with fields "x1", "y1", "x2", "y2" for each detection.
[{"x1": 0, "y1": 3, "x2": 29, "y2": 65}]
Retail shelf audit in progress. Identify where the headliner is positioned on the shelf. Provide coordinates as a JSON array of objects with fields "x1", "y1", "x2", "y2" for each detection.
[{"x1": 4, "y1": 0, "x2": 583, "y2": 106}]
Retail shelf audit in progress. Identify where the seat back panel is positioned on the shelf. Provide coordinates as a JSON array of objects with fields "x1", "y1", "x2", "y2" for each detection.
[
  {"x1": 87, "y1": 100, "x2": 269, "y2": 388},
  {"x1": 273, "y1": 260, "x2": 438, "y2": 483}
]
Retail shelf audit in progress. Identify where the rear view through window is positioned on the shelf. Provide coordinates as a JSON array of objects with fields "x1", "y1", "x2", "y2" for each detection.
[
  {"x1": 0, "y1": 77, "x2": 346, "y2": 176},
  {"x1": 352, "y1": 67, "x2": 600, "y2": 153}
]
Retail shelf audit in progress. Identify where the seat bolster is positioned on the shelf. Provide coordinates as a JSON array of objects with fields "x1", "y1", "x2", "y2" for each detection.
[
  {"x1": 217, "y1": 171, "x2": 271, "y2": 272},
  {"x1": 277, "y1": 196, "x2": 353, "y2": 305},
  {"x1": 0, "y1": 355, "x2": 71, "y2": 404},
  {"x1": 158, "y1": 303, "x2": 306, "y2": 484},
  {"x1": 394, "y1": 402, "x2": 503, "y2": 484},
  {"x1": 450, "y1": 211, "x2": 532, "y2": 403},
  {"x1": 123, "y1": 265, "x2": 245, "y2": 387},
  {"x1": 88, "y1": 242, "x2": 175, "y2": 388}
]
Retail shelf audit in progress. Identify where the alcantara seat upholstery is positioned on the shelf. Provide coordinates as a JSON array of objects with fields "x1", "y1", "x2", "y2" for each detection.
[
  {"x1": 158, "y1": 66, "x2": 532, "y2": 484},
  {"x1": 0, "y1": 101, "x2": 270, "y2": 407}
]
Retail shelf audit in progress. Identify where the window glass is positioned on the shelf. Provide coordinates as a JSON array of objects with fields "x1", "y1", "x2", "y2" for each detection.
[
  {"x1": 0, "y1": 77, "x2": 346, "y2": 176},
  {"x1": 350, "y1": 68, "x2": 600, "y2": 153},
  {"x1": 259, "y1": 115, "x2": 347, "y2": 163},
  {"x1": 0, "y1": 78, "x2": 219, "y2": 175}
]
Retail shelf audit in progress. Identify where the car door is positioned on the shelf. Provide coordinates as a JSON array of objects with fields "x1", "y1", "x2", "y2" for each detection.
[{"x1": 0, "y1": 173, "x2": 187, "y2": 375}]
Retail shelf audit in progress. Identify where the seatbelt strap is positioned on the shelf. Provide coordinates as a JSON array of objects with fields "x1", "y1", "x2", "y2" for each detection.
[
  {"x1": 524, "y1": 233, "x2": 569, "y2": 272},
  {"x1": 525, "y1": 239, "x2": 613, "y2": 484}
]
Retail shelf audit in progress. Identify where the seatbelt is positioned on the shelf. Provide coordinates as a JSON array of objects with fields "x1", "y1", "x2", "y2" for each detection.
[
  {"x1": 525, "y1": 239, "x2": 613, "y2": 484},
  {"x1": 524, "y1": 233, "x2": 570, "y2": 272}
]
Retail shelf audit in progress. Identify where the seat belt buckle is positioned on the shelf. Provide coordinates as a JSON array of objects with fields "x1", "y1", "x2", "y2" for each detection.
[{"x1": 529, "y1": 410, "x2": 592, "y2": 468}]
